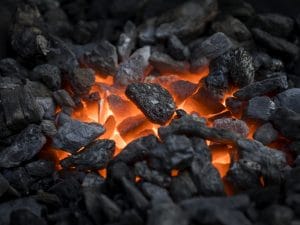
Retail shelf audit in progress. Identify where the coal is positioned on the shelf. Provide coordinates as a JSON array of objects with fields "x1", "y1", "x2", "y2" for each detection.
[
  {"x1": 52, "y1": 89, "x2": 75, "y2": 107},
  {"x1": 0, "y1": 58, "x2": 28, "y2": 79},
  {"x1": 252, "y1": 28, "x2": 299, "y2": 58},
  {"x1": 52, "y1": 117, "x2": 105, "y2": 153},
  {"x1": 138, "y1": 19, "x2": 156, "y2": 45},
  {"x1": 10, "y1": 209, "x2": 47, "y2": 225},
  {"x1": 0, "y1": 173, "x2": 19, "y2": 198},
  {"x1": 213, "y1": 118, "x2": 249, "y2": 137},
  {"x1": 260, "y1": 204, "x2": 294, "y2": 225},
  {"x1": 229, "y1": 48, "x2": 255, "y2": 87},
  {"x1": 149, "y1": 51, "x2": 189, "y2": 74},
  {"x1": 253, "y1": 123, "x2": 278, "y2": 145},
  {"x1": 40, "y1": 119, "x2": 57, "y2": 137},
  {"x1": 25, "y1": 160, "x2": 55, "y2": 178},
  {"x1": 31, "y1": 64, "x2": 61, "y2": 90},
  {"x1": 24, "y1": 79, "x2": 52, "y2": 97},
  {"x1": 115, "y1": 46, "x2": 151, "y2": 86},
  {"x1": 254, "y1": 13, "x2": 294, "y2": 37},
  {"x1": 70, "y1": 68, "x2": 95, "y2": 95},
  {"x1": 141, "y1": 182, "x2": 171, "y2": 201},
  {"x1": 125, "y1": 82, "x2": 176, "y2": 125},
  {"x1": 3, "y1": 167, "x2": 32, "y2": 194},
  {"x1": 274, "y1": 88, "x2": 300, "y2": 114},
  {"x1": 225, "y1": 97, "x2": 244, "y2": 115},
  {"x1": 169, "y1": 80, "x2": 198, "y2": 104},
  {"x1": 211, "y1": 16, "x2": 251, "y2": 42},
  {"x1": 117, "y1": 21, "x2": 137, "y2": 61},
  {"x1": 61, "y1": 139, "x2": 115, "y2": 170},
  {"x1": 204, "y1": 69, "x2": 229, "y2": 100},
  {"x1": 166, "y1": 35, "x2": 189, "y2": 61},
  {"x1": 72, "y1": 21, "x2": 98, "y2": 44},
  {"x1": 233, "y1": 75, "x2": 288, "y2": 100},
  {"x1": 98, "y1": 194, "x2": 122, "y2": 222},
  {"x1": 0, "y1": 125, "x2": 46, "y2": 168},
  {"x1": 107, "y1": 161, "x2": 135, "y2": 190},
  {"x1": 244, "y1": 96, "x2": 276, "y2": 121},
  {"x1": 80, "y1": 41, "x2": 118, "y2": 76}
]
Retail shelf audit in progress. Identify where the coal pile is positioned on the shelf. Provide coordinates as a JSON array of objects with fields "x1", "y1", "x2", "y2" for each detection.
[{"x1": 0, "y1": 0, "x2": 300, "y2": 225}]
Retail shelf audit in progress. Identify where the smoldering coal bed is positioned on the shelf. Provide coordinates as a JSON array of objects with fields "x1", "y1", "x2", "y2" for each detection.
[{"x1": 0, "y1": 0, "x2": 300, "y2": 225}]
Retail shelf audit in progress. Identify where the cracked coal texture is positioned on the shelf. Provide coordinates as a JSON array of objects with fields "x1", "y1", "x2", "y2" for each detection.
[{"x1": 125, "y1": 83, "x2": 176, "y2": 125}]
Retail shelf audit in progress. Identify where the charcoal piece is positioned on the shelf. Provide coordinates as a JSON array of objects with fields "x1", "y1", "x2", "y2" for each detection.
[
  {"x1": 244, "y1": 96, "x2": 276, "y2": 121},
  {"x1": 213, "y1": 118, "x2": 249, "y2": 137},
  {"x1": 0, "y1": 198, "x2": 43, "y2": 225},
  {"x1": 36, "y1": 97, "x2": 55, "y2": 120},
  {"x1": 30, "y1": 177, "x2": 54, "y2": 193},
  {"x1": 237, "y1": 138, "x2": 287, "y2": 184},
  {"x1": 98, "y1": 194, "x2": 122, "y2": 222},
  {"x1": 233, "y1": 75, "x2": 288, "y2": 100},
  {"x1": 134, "y1": 161, "x2": 171, "y2": 187},
  {"x1": 252, "y1": 28, "x2": 299, "y2": 58},
  {"x1": 166, "y1": 35, "x2": 189, "y2": 61},
  {"x1": 170, "y1": 171, "x2": 197, "y2": 202},
  {"x1": 225, "y1": 97, "x2": 243, "y2": 115},
  {"x1": 211, "y1": 16, "x2": 251, "y2": 42},
  {"x1": 229, "y1": 48, "x2": 255, "y2": 87},
  {"x1": 24, "y1": 79, "x2": 52, "y2": 97},
  {"x1": 0, "y1": 85, "x2": 43, "y2": 130},
  {"x1": 260, "y1": 204, "x2": 294, "y2": 225},
  {"x1": 253, "y1": 123, "x2": 278, "y2": 145},
  {"x1": 0, "y1": 58, "x2": 28, "y2": 79},
  {"x1": 141, "y1": 182, "x2": 171, "y2": 201},
  {"x1": 0, "y1": 125, "x2": 46, "y2": 168},
  {"x1": 107, "y1": 94, "x2": 136, "y2": 119},
  {"x1": 82, "y1": 173, "x2": 105, "y2": 190},
  {"x1": 138, "y1": 19, "x2": 156, "y2": 45},
  {"x1": 274, "y1": 88, "x2": 300, "y2": 114},
  {"x1": 0, "y1": 173, "x2": 19, "y2": 198},
  {"x1": 226, "y1": 159, "x2": 262, "y2": 191},
  {"x1": 117, "y1": 21, "x2": 137, "y2": 61},
  {"x1": 125, "y1": 83, "x2": 176, "y2": 125},
  {"x1": 255, "y1": 13, "x2": 294, "y2": 37},
  {"x1": 52, "y1": 118, "x2": 105, "y2": 153},
  {"x1": 53, "y1": 89, "x2": 75, "y2": 107},
  {"x1": 3, "y1": 167, "x2": 32, "y2": 194},
  {"x1": 271, "y1": 107, "x2": 300, "y2": 140},
  {"x1": 121, "y1": 177, "x2": 149, "y2": 211},
  {"x1": 169, "y1": 80, "x2": 198, "y2": 103},
  {"x1": 190, "y1": 136, "x2": 211, "y2": 161},
  {"x1": 149, "y1": 51, "x2": 189, "y2": 74},
  {"x1": 189, "y1": 157, "x2": 225, "y2": 196},
  {"x1": 158, "y1": 114, "x2": 241, "y2": 145},
  {"x1": 31, "y1": 64, "x2": 61, "y2": 90},
  {"x1": 61, "y1": 139, "x2": 115, "y2": 170},
  {"x1": 25, "y1": 160, "x2": 55, "y2": 178},
  {"x1": 49, "y1": 178, "x2": 81, "y2": 203},
  {"x1": 83, "y1": 189, "x2": 105, "y2": 225},
  {"x1": 149, "y1": 135, "x2": 195, "y2": 171},
  {"x1": 147, "y1": 202, "x2": 188, "y2": 225},
  {"x1": 115, "y1": 46, "x2": 151, "y2": 86},
  {"x1": 114, "y1": 135, "x2": 159, "y2": 164},
  {"x1": 83, "y1": 92, "x2": 101, "y2": 102},
  {"x1": 204, "y1": 69, "x2": 229, "y2": 100},
  {"x1": 80, "y1": 41, "x2": 118, "y2": 76},
  {"x1": 107, "y1": 161, "x2": 135, "y2": 189},
  {"x1": 40, "y1": 119, "x2": 57, "y2": 136},
  {"x1": 69, "y1": 68, "x2": 95, "y2": 95},
  {"x1": 219, "y1": 0, "x2": 255, "y2": 20},
  {"x1": 10, "y1": 209, "x2": 46, "y2": 225}
]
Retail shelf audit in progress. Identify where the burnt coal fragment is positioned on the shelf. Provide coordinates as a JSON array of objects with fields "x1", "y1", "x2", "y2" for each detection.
[
  {"x1": 204, "y1": 69, "x2": 229, "y2": 100},
  {"x1": 107, "y1": 161, "x2": 135, "y2": 190},
  {"x1": 0, "y1": 58, "x2": 28, "y2": 79},
  {"x1": 169, "y1": 80, "x2": 198, "y2": 104},
  {"x1": 25, "y1": 160, "x2": 54, "y2": 178},
  {"x1": 72, "y1": 20, "x2": 98, "y2": 44},
  {"x1": 0, "y1": 124, "x2": 46, "y2": 168},
  {"x1": 125, "y1": 82, "x2": 176, "y2": 125},
  {"x1": 274, "y1": 88, "x2": 300, "y2": 114},
  {"x1": 53, "y1": 89, "x2": 75, "y2": 107},
  {"x1": 229, "y1": 48, "x2": 255, "y2": 87},
  {"x1": 271, "y1": 107, "x2": 300, "y2": 140},
  {"x1": 0, "y1": 173, "x2": 19, "y2": 198},
  {"x1": 253, "y1": 123, "x2": 278, "y2": 145},
  {"x1": 61, "y1": 139, "x2": 115, "y2": 170},
  {"x1": 70, "y1": 68, "x2": 95, "y2": 95},
  {"x1": 80, "y1": 41, "x2": 118, "y2": 76},
  {"x1": 10, "y1": 209, "x2": 47, "y2": 225},
  {"x1": 252, "y1": 28, "x2": 299, "y2": 58},
  {"x1": 167, "y1": 35, "x2": 189, "y2": 61},
  {"x1": 35, "y1": 96, "x2": 55, "y2": 120},
  {"x1": 225, "y1": 97, "x2": 244, "y2": 115},
  {"x1": 213, "y1": 118, "x2": 249, "y2": 137},
  {"x1": 141, "y1": 182, "x2": 171, "y2": 201},
  {"x1": 233, "y1": 75, "x2": 288, "y2": 100},
  {"x1": 244, "y1": 96, "x2": 276, "y2": 121},
  {"x1": 40, "y1": 119, "x2": 57, "y2": 137},
  {"x1": 52, "y1": 117, "x2": 105, "y2": 153},
  {"x1": 2, "y1": 167, "x2": 32, "y2": 194},
  {"x1": 117, "y1": 21, "x2": 137, "y2": 61},
  {"x1": 115, "y1": 46, "x2": 150, "y2": 86},
  {"x1": 138, "y1": 19, "x2": 156, "y2": 45},
  {"x1": 31, "y1": 64, "x2": 61, "y2": 90}
]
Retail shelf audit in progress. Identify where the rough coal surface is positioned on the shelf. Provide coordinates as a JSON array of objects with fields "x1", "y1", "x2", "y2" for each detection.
[
  {"x1": 25, "y1": 160, "x2": 55, "y2": 178},
  {"x1": 274, "y1": 88, "x2": 300, "y2": 114},
  {"x1": 125, "y1": 82, "x2": 176, "y2": 125},
  {"x1": 31, "y1": 64, "x2": 61, "y2": 90},
  {"x1": 253, "y1": 123, "x2": 278, "y2": 145},
  {"x1": 117, "y1": 21, "x2": 137, "y2": 61},
  {"x1": 244, "y1": 96, "x2": 276, "y2": 121},
  {"x1": 70, "y1": 68, "x2": 95, "y2": 95},
  {"x1": 52, "y1": 89, "x2": 75, "y2": 107},
  {"x1": 213, "y1": 118, "x2": 249, "y2": 137},
  {"x1": 0, "y1": 58, "x2": 28, "y2": 79},
  {"x1": 167, "y1": 35, "x2": 189, "y2": 61}
]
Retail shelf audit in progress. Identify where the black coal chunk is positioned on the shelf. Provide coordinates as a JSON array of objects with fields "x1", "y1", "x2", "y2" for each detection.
[
  {"x1": 237, "y1": 138, "x2": 287, "y2": 184},
  {"x1": 252, "y1": 28, "x2": 299, "y2": 58},
  {"x1": 141, "y1": 182, "x2": 171, "y2": 201},
  {"x1": 61, "y1": 139, "x2": 115, "y2": 170},
  {"x1": 204, "y1": 68, "x2": 229, "y2": 100},
  {"x1": 80, "y1": 41, "x2": 118, "y2": 76},
  {"x1": 229, "y1": 48, "x2": 255, "y2": 88},
  {"x1": 271, "y1": 107, "x2": 300, "y2": 140},
  {"x1": 117, "y1": 21, "x2": 137, "y2": 61},
  {"x1": 253, "y1": 123, "x2": 278, "y2": 145},
  {"x1": 52, "y1": 117, "x2": 105, "y2": 153},
  {"x1": 10, "y1": 209, "x2": 47, "y2": 225},
  {"x1": 0, "y1": 173, "x2": 19, "y2": 198},
  {"x1": 115, "y1": 46, "x2": 150, "y2": 86},
  {"x1": 107, "y1": 161, "x2": 135, "y2": 190},
  {"x1": 70, "y1": 68, "x2": 95, "y2": 95},
  {"x1": 52, "y1": 89, "x2": 75, "y2": 107},
  {"x1": 125, "y1": 83, "x2": 176, "y2": 125},
  {"x1": 25, "y1": 160, "x2": 55, "y2": 178},
  {"x1": 274, "y1": 88, "x2": 300, "y2": 114},
  {"x1": 0, "y1": 125, "x2": 46, "y2": 168},
  {"x1": 167, "y1": 35, "x2": 189, "y2": 61},
  {"x1": 40, "y1": 119, "x2": 57, "y2": 137},
  {"x1": 244, "y1": 96, "x2": 276, "y2": 121},
  {"x1": 225, "y1": 97, "x2": 244, "y2": 115},
  {"x1": 213, "y1": 118, "x2": 249, "y2": 137},
  {"x1": 2, "y1": 167, "x2": 32, "y2": 194},
  {"x1": 0, "y1": 58, "x2": 28, "y2": 79},
  {"x1": 31, "y1": 64, "x2": 61, "y2": 90},
  {"x1": 233, "y1": 75, "x2": 288, "y2": 100},
  {"x1": 259, "y1": 204, "x2": 294, "y2": 225},
  {"x1": 149, "y1": 51, "x2": 189, "y2": 74}
]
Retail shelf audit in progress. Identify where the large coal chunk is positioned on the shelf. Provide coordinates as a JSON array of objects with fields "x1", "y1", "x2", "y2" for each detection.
[
  {"x1": 0, "y1": 125, "x2": 46, "y2": 168},
  {"x1": 70, "y1": 68, "x2": 95, "y2": 95},
  {"x1": 25, "y1": 160, "x2": 55, "y2": 178},
  {"x1": 125, "y1": 83, "x2": 176, "y2": 125},
  {"x1": 52, "y1": 117, "x2": 105, "y2": 153},
  {"x1": 233, "y1": 75, "x2": 288, "y2": 100},
  {"x1": 0, "y1": 58, "x2": 28, "y2": 79},
  {"x1": 229, "y1": 48, "x2": 255, "y2": 87},
  {"x1": 115, "y1": 46, "x2": 150, "y2": 86},
  {"x1": 61, "y1": 139, "x2": 115, "y2": 170},
  {"x1": 80, "y1": 41, "x2": 118, "y2": 76},
  {"x1": 274, "y1": 88, "x2": 300, "y2": 114},
  {"x1": 271, "y1": 107, "x2": 300, "y2": 140},
  {"x1": 31, "y1": 64, "x2": 61, "y2": 91},
  {"x1": 213, "y1": 118, "x2": 249, "y2": 137},
  {"x1": 244, "y1": 96, "x2": 276, "y2": 121},
  {"x1": 253, "y1": 123, "x2": 278, "y2": 145},
  {"x1": 252, "y1": 28, "x2": 299, "y2": 58},
  {"x1": 117, "y1": 21, "x2": 137, "y2": 61}
]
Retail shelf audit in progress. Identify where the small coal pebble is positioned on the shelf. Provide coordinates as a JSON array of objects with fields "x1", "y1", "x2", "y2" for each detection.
[
  {"x1": 31, "y1": 64, "x2": 61, "y2": 90},
  {"x1": 70, "y1": 68, "x2": 95, "y2": 95},
  {"x1": 244, "y1": 96, "x2": 276, "y2": 121},
  {"x1": 274, "y1": 88, "x2": 300, "y2": 114},
  {"x1": 213, "y1": 118, "x2": 249, "y2": 137},
  {"x1": 253, "y1": 123, "x2": 278, "y2": 145}
]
